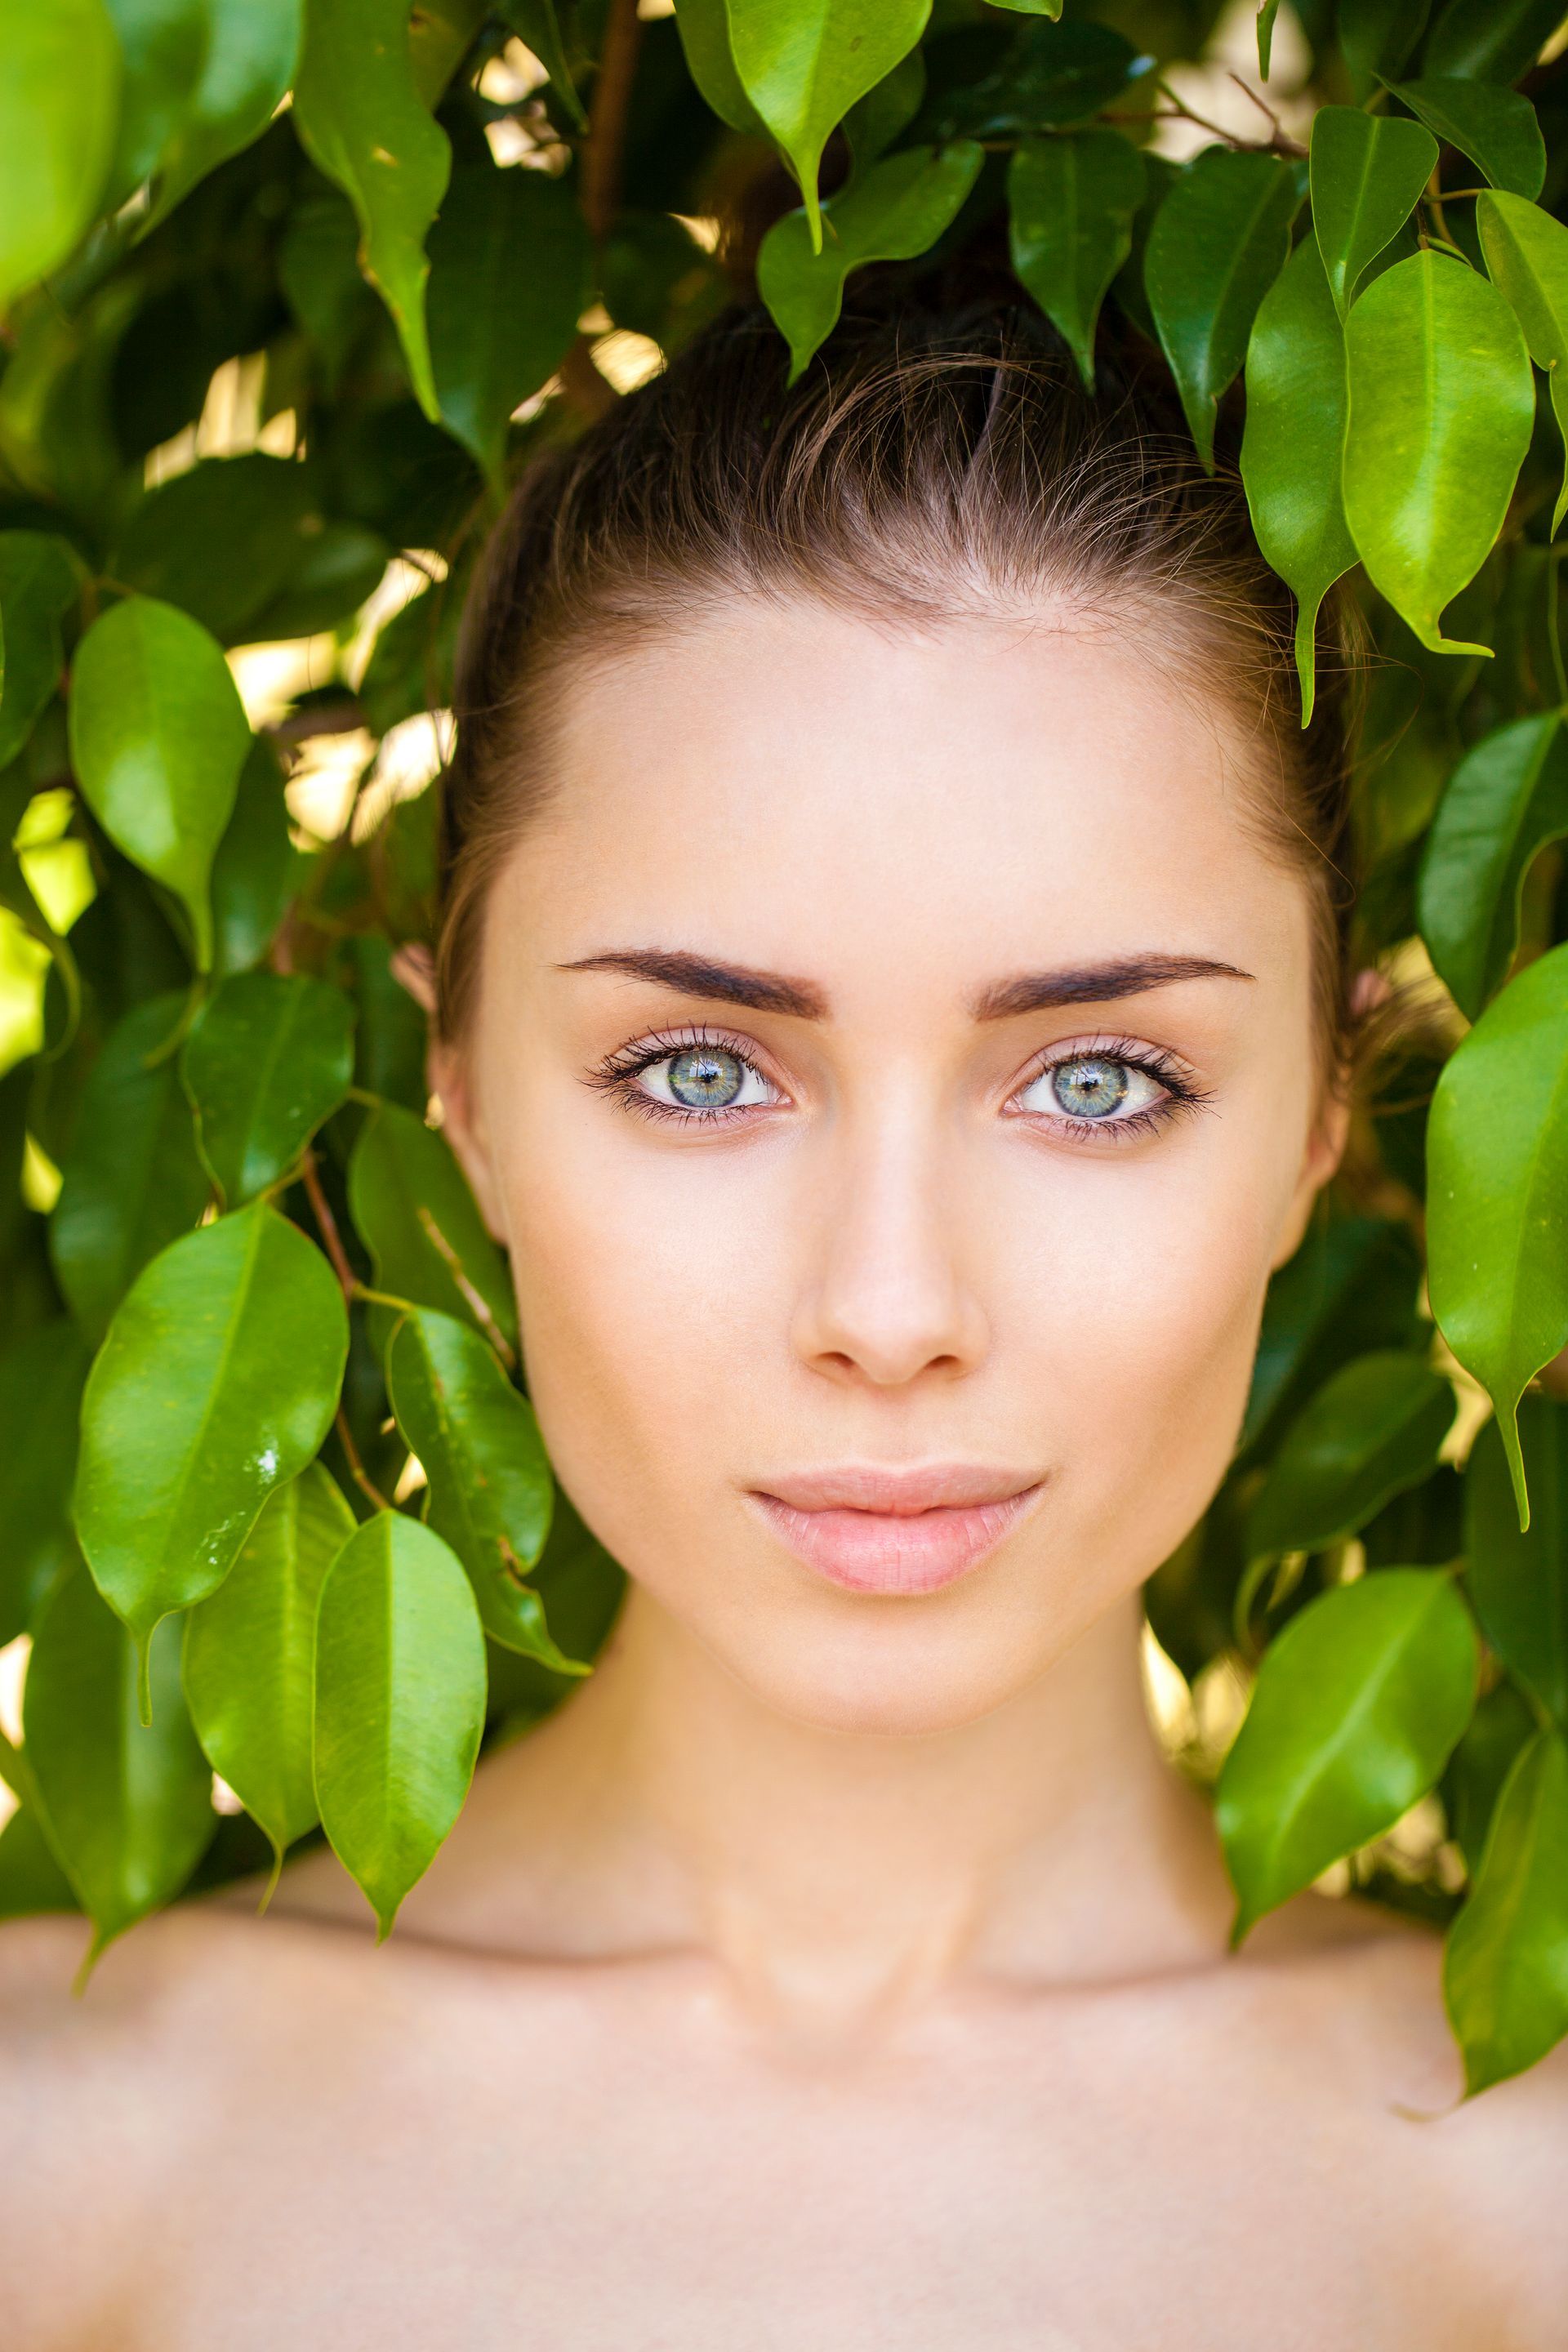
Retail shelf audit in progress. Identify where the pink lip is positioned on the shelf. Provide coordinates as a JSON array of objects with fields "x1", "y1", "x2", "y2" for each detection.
[{"x1": 748, "y1": 1464, "x2": 1041, "y2": 1596}]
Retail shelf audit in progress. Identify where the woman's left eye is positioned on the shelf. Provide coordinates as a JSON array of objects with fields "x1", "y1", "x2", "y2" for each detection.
[
  {"x1": 636, "y1": 1045, "x2": 778, "y2": 1114},
  {"x1": 1013, "y1": 1053, "x2": 1169, "y2": 1126}
]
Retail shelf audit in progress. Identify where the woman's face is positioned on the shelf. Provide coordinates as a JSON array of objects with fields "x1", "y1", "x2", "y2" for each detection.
[{"x1": 438, "y1": 599, "x2": 1342, "y2": 1735}]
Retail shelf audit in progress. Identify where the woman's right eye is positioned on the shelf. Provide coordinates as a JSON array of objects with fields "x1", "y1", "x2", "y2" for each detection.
[{"x1": 634, "y1": 1045, "x2": 779, "y2": 1116}]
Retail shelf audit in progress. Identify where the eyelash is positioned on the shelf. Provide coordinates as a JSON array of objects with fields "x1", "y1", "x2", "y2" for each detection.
[{"x1": 586, "y1": 1026, "x2": 1212, "y2": 1141}]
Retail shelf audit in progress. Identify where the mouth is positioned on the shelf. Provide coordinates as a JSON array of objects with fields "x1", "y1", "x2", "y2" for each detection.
[{"x1": 746, "y1": 1465, "x2": 1043, "y2": 1597}]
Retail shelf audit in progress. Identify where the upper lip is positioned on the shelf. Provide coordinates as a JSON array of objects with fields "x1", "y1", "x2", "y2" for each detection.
[{"x1": 751, "y1": 1463, "x2": 1040, "y2": 1515}]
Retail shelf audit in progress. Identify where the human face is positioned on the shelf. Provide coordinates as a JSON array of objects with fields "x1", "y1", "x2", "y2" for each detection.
[{"x1": 437, "y1": 600, "x2": 1342, "y2": 1736}]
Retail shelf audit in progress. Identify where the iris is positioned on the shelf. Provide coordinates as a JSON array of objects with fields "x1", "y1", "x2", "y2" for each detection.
[
  {"x1": 668, "y1": 1046, "x2": 745, "y2": 1109},
  {"x1": 1052, "y1": 1057, "x2": 1129, "y2": 1119}
]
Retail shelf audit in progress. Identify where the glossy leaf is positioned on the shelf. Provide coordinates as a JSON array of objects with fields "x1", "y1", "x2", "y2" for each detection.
[
  {"x1": 0, "y1": 532, "x2": 79, "y2": 768},
  {"x1": 49, "y1": 991, "x2": 211, "y2": 1343},
  {"x1": 181, "y1": 970, "x2": 355, "y2": 1207},
  {"x1": 114, "y1": 455, "x2": 320, "y2": 644},
  {"x1": 916, "y1": 18, "x2": 1142, "y2": 143},
  {"x1": 293, "y1": 0, "x2": 451, "y2": 421},
  {"x1": 1465, "y1": 1398, "x2": 1568, "y2": 1727},
  {"x1": 1417, "y1": 713, "x2": 1568, "y2": 1018},
  {"x1": 673, "y1": 0, "x2": 764, "y2": 134},
  {"x1": 348, "y1": 1100, "x2": 519, "y2": 1356},
  {"x1": 1444, "y1": 1730, "x2": 1568, "y2": 2097},
  {"x1": 1427, "y1": 944, "x2": 1568, "y2": 1526},
  {"x1": 758, "y1": 142, "x2": 983, "y2": 383},
  {"x1": 0, "y1": 0, "x2": 120, "y2": 315},
  {"x1": 313, "y1": 1509, "x2": 486, "y2": 1938},
  {"x1": 1247, "y1": 1351, "x2": 1454, "y2": 1559},
  {"x1": 24, "y1": 1567, "x2": 215, "y2": 1970},
  {"x1": 0, "y1": 1803, "x2": 79, "y2": 1921},
  {"x1": 1339, "y1": 0, "x2": 1428, "y2": 96},
  {"x1": 69, "y1": 596, "x2": 252, "y2": 970},
  {"x1": 1218, "y1": 1570, "x2": 1477, "y2": 1940},
  {"x1": 427, "y1": 160, "x2": 591, "y2": 488},
  {"x1": 843, "y1": 51, "x2": 925, "y2": 168},
  {"x1": 74, "y1": 1201, "x2": 349, "y2": 1677},
  {"x1": 1477, "y1": 190, "x2": 1568, "y2": 535},
  {"x1": 1240, "y1": 232, "x2": 1356, "y2": 724},
  {"x1": 1448, "y1": 1678, "x2": 1535, "y2": 1869},
  {"x1": 387, "y1": 1307, "x2": 584, "y2": 1668},
  {"x1": 0, "y1": 1321, "x2": 91, "y2": 1646},
  {"x1": 1145, "y1": 148, "x2": 1303, "y2": 473},
  {"x1": 183, "y1": 1461, "x2": 354, "y2": 1867},
  {"x1": 1242, "y1": 1215, "x2": 1423, "y2": 1458},
  {"x1": 1391, "y1": 78, "x2": 1546, "y2": 203},
  {"x1": 499, "y1": 0, "x2": 586, "y2": 132},
  {"x1": 1008, "y1": 131, "x2": 1145, "y2": 393},
  {"x1": 148, "y1": 0, "x2": 302, "y2": 227},
  {"x1": 1342, "y1": 252, "x2": 1534, "y2": 656},
  {"x1": 1423, "y1": 0, "x2": 1563, "y2": 83},
  {"x1": 101, "y1": 0, "x2": 207, "y2": 200},
  {"x1": 210, "y1": 736, "x2": 303, "y2": 978},
  {"x1": 724, "y1": 0, "x2": 931, "y2": 252},
  {"x1": 1308, "y1": 106, "x2": 1436, "y2": 318}
]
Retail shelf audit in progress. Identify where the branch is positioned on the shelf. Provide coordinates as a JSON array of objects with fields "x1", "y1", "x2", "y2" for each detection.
[
  {"x1": 301, "y1": 1150, "x2": 358, "y2": 1300},
  {"x1": 580, "y1": 0, "x2": 644, "y2": 244}
]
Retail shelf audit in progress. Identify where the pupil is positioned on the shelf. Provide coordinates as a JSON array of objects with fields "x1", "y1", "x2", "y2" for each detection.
[
  {"x1": 669, "y1": 1047, "x2": 743, "y2": 1109},
  {"x1": 1052, "y1": 1058, "x2": 1127, "y2": 1119}
]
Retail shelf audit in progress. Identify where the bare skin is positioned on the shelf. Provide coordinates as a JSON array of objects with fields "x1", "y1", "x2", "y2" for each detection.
[{"x1": 2, "y1": 602, "x2": 1564, "y2": 2348}]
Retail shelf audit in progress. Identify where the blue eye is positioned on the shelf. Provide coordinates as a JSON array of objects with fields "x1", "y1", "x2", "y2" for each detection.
[
  {"x1": 631, "y1": 1042, "x2": 779, "y2": 1115},
  {"x1": 1016, "y1": 1053, "x2": 1168, "y2": 1125}
]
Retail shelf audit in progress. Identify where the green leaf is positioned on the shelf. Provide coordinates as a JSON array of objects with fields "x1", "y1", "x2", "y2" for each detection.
[
  {"x1": 1477, "y1": 191, "x2": 1568, "y2": 536},
  {"x1": 0, "y1": 1803, "x2": 80, "y2": 1920},
  {"x1": 724, "y1": 0, "x2": 931, "y2": 253},
  {"x1": 1391, "y1": 78, "x2": 1546, "y2": 202},
  {"x1": 210, "y1": 735, "x2": 303, "y2": 978},
  {"x1": 146, "y1": 0, "x2": 302, "y2": 227},
  {"x1": 1008, "y1": 131, "x2": 1145, "y2": 393},
  {"x1": 757, "y1": 141, "x2": 982, "y2": 383},
  {"x1": 1444, "y1": 1729, "x2": 1568, "y2": 2097},
  {"x1": 987, "y1": 0, "x2": 1061, "y2": 13},
  {"x1": 1145, "y1": 147, "x2": 1303, "y2": 473},
  {"x1": 0, "y1": 0, "x2": 121, "y2": 315},
  {"x1": 49, "y1": 991, "x2": 211, "y2": 1343},
  {"x1": 348, "y1": 1099, "x2": 519, "y2": 1356},
  {"x1": 244, "y1": 519, "x2": 388, "y2": 641},
  {"x1": 1217, "y1": 1569, "x2": 1477, "y2": 1940},
  {"x1": 0, "y1": 533, "x2": 80, "y2": 768},
  {"x1": 74, "y1": 1201, "x2": 349, "y2": 1682},
  {"x1": 1427, "y1": 943, "x2": 1568, "y2": 1526},
  {"x1": 673, "y1": 0, "x2": 764, "y2": 134},
  {"x1": 1339, "y1": 0, "x2": 1429, "y2": 96},
  {"x1": 69, "y1": 595, "x2": 252, "y2": 971},
  {"x1": 387, "y1": 1306, "x2": 584, "y2": 1669},
  {"x1": 843, "y1": 50, "x2": 924, "y2": 169},
  {"x1": 293, "y1": 0, "x2": 452, "y2": 421},
  {"x1": 1240, "y1": 233, "x2": 1357, "y2": 724},
  {"x1": 917, "y1": 18, "x2": 1143, "y2": 143},
  {"x1": 113, "y1": 455, "x2": 320, "y2": 644},
  {"x1": 181, "y1": 970, "x2": 355, "y2": 1208},
  {"x1": 313, "y1": 1509, "x2": 486, "y2": 1938},
  {"x1": 24, "y1": 1566, "x2": 215, "y2": 1971},
  {"x1": 428, "y1": 159, "x2": 591, "y2": 488},
  {"x1": 1417, "y1": 713, "x2": 1568, "y2": 1019},
  {"x1": 1342, "y1": 252, "x2": 1534, "y2": 656},
  {"x1": 1308, "y1": 106, "x2": 1437, "y2": 318},
  {"x1": 1246, "y1": 1350, "x2": 1454, "y2": 1559},
  {"x1": 1465, "y1": 1397, "x2": 1568, "y2": 1727},
  {"x1": 498, "y1": 1, "x2": 586, "y2": 133},
  {"x1": 1422, "y1": 0, "x2": 1564, "y2": 83},
  {"x1": 183, "y1": 1461, "x2": 354, "y2": 1869},
  {"x1": 1447, "y1": 1677, "x2": 1535, "y2": 1869},
  {"x1": 0, "y1": 1321, "x2": 91, "y2": 1646},
  {"x1": 1256, "y1": 0, "x2": 1279, "y2": 78},
  {"x1": 101, "y1": 0, "x2": 207, "y2": 201},
  {"x1": 1242, "y1": 1215, "x2": 1423, "y2": 1456}
]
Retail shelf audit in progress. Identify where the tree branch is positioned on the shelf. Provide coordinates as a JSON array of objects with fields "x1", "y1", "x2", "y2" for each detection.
[{"x1": 581, "y1": 0, "x2": 644, "y2": 245}]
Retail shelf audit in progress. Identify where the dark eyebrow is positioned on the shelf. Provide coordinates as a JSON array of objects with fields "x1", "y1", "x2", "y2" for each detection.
[
  {"x1": 556, "y1": 949, "x2": 828, "y2": 1019},
  {"x1": 973, "y1": 955, "x2": 1254, "y2": 1020}
]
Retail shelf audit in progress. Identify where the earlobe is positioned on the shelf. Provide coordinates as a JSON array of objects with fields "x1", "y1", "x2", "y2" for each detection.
[{"x1": 1270, "y1": 1092, "x2": 1351, "y2": 1271}]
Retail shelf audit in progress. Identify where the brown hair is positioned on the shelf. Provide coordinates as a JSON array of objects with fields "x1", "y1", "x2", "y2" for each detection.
[{"x1": 436, "y1": 290, "x2": 1356, "y2": 1064}]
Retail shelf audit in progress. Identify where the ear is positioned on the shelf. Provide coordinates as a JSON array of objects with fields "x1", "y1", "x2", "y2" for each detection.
[
  {"x1": 1270, "y1": 1086, "x2": 1352, "y2": 1271},
  {"x1": 393, "y1": 945, "x2": 510, "y2": 1243}
]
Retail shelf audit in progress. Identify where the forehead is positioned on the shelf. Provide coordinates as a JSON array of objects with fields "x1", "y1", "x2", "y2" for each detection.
[{"x1": 497, "y1": 597, "x2": 1311, "y2": 1000}]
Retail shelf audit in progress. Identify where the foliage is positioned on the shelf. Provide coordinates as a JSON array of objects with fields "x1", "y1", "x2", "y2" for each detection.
[{"x1": 0, "y1": 0, "x2": 1567, "y2": 2100}]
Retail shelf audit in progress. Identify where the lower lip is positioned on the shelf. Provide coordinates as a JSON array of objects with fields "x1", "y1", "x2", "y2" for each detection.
[{"x1": 749, "y1": 1489, "x2": 1039, "y2": 1596}]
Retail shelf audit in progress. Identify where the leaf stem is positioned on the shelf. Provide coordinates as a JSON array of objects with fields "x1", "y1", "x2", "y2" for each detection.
[
  {"x1": 334, "y1": 1405, "x2": 392, "y2": 1515},
  {"x1": 301, "y1": 1150, "x2": 358, "y2": 1301},
  {"x1": 581, "y1": 0, "x2": 642, "y2": 245},
  {"x1": 415, "y1": 1204, "x2": 517, "y2": 1369}
]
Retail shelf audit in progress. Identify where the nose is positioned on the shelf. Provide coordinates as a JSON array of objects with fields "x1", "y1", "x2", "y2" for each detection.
[{"x1": 791, "y1": 1088, "x2": 990, "y2": 1388}]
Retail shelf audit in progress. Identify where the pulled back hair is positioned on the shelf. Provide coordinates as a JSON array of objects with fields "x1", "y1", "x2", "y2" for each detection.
[{"x1": 436, "y1": 287, "x2": 1356, "y2": 1067}]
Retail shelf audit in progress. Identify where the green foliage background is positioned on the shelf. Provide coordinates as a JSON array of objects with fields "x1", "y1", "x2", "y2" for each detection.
[{"x1": 2, "y1": 0, "x2": 1567, "y2": 2096}]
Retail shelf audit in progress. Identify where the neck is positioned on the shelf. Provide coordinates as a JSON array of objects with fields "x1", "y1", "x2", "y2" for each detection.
[{"x1": 456, "y1": 1584, "x2": 1235, "y2": 2037}]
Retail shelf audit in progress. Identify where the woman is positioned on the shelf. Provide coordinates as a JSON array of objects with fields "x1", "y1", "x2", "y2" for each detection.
[{"x1": 3, "y1": 293, "x2": 1564, "y2": 2348}]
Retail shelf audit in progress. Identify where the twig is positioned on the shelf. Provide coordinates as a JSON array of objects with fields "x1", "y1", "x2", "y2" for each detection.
[
  {"x1": 1228, "y1": 69, "x2": 1298, "y2": 152},
  {"x1": 1424, "y1": 168, "x2": 1453, "y2": 248},
  {"x1": 301, "y1": 1149, "x2": 358, "y2": 1300},
  {"x1": 416, "y1": 1203, "x2": 517, "y2": 1370},
  {"x1": 580, "y1": 0, "x2": 643, "y2": 244},
  {"x1": 335, "y1": 1406, "x2": 392, "y2": 1514},
  {"x1": 559, "y1": 331, "x2": 618, "y2": 421},
  {"x1": 266, "y1": 697, "x2": 367, "y2": 746}
]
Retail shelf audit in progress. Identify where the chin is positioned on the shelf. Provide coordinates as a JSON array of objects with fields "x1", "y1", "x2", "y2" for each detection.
[{"x1": 706, "y1": 1600, "x2": 1063, "y2": 1739}]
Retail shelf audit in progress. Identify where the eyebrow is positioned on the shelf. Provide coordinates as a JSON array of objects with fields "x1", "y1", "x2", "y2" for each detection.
[
  {"x1": 972, "y1": 955, "x2": 1254, "y2": 1020},
  {"x1": 556, "y1": 949, "x2": 828, "y2": 1018}
]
